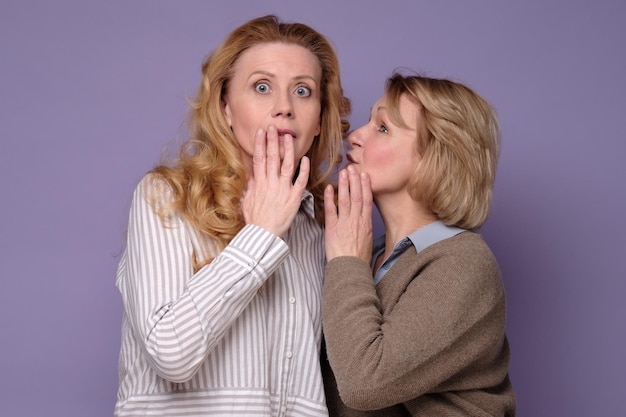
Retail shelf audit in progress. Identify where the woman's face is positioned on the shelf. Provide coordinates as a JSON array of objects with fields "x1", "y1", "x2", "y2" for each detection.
[
  {"x1": 222, "y1": 42, "x2": 322, "y2": 174},
  {"x1": 345, "y1": 93, "x2": 421, "y2": 197}
]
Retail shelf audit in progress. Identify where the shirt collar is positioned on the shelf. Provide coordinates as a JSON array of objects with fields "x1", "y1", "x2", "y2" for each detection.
[
  {"x1": 372, "y1": 221, "x2": 466, "y2": 261},
  {"x1": 371, "y1": 221, "x2": 465, "y2": 284},
  {"x1": 407, "y1": 220, "x2": 465, "y2": 252},
  {"x1": 372, "y1": 220, "x2": 465, "y2": 266}
]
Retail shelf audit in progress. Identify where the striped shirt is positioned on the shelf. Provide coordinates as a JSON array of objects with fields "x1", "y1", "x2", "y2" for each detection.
[{"x1": 114, "y1": 176, "x2": 328, "y2": 416}]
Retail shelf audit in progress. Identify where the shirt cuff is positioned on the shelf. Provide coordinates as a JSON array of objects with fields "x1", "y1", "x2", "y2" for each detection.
[{"x1": 221, "y1": 224, "x2": 290, "y2": 283}]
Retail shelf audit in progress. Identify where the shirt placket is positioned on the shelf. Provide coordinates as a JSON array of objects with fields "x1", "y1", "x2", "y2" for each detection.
[{"x1": 277, "y1": 239, "x2": 298, "y2": 415}]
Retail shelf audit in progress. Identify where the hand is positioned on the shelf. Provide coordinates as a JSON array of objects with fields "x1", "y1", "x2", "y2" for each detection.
[
  {"x1": 242, "y1": 125, "x2": 310, "y2": 237},
  {"x1": 324, "y1": 165, "x2": 373, "y2": 263}
]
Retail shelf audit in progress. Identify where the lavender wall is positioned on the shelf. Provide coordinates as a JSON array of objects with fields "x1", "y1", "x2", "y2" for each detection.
[{"x1": 1, "y1": 1, "x2": 624, "y2": 415}]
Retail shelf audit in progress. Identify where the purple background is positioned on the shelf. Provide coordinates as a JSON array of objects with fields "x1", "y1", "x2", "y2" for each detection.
[{"x1": 1, "y1": 1, "x2": 624, "y2": 415}]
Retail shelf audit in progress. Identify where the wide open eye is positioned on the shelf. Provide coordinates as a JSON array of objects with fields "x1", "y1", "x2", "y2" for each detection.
[
  {"x1": 294, "y1": 85, "x2": 311, "y2": 97},
  {"x1": 378, "y1": 124, "x2": 389, "y2": 134},
  {"x1": 255, "y1": 82, "x2": 270, "y2": 94}
]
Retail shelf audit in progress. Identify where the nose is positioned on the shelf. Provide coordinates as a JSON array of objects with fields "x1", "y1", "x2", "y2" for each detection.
[
  {"x1": 272, "y1": 91, "x2": 294, "y2": 118},
  {"x1": 346, "y1": 126, "x2": 364, "y2": 148}
]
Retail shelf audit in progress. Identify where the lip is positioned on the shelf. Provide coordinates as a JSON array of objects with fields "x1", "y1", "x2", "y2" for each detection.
[
  {"x1": 346, "y1": 153, "x2": 356, "y2": 164},
  {"x1": 277, "y1": 129, "x2": 297, "y2": 139}
]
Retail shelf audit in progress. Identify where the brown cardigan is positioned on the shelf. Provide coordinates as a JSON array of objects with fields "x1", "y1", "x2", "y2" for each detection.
[{"x1": 322, "y1": 232, "x2": 515, "y2": 416}]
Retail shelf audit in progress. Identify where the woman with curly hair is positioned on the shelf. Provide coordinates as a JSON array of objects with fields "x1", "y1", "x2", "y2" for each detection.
[{"x1": 114, "y1": 15, "x2": 350, "y2": 416}]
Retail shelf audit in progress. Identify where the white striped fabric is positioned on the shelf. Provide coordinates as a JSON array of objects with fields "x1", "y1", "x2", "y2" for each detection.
[{"x1": 114, "y1": 176, "x2": 328, "y2": 416}]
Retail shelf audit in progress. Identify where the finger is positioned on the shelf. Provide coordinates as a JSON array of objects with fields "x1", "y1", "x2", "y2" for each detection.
[
  {"x1": 252, "y1": 128, "x2": 267, "y2": 181},
  {"x1": 323, "y1": 183, "x2": 337, "y2": 224},
  {"x1": 361, "y1": 172, "x2": 373, "y2": 220},
  {"x1": 337, "y1": 169, "x2": 350, "y2": 217},
  {"x1": 266, "y1": 125, "x2": 280, "y2": 177},
  {"x1": 346, "y1": 165, "x2": 363, "y2": 218},
  {"x1": 292, "y1": 156, "x2": 310, "y2": 191},
  {"x1": 280, "y1": 133, "x2": 295, "y2": 180}
]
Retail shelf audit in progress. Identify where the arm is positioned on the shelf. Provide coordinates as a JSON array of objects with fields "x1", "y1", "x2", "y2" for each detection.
[
  {"x1": 118, "y1": 177, "x2": 289, "y2": 383},
  {"x1": 323, "y1": 168, "x2": 507, "y2": 409},
  {"x1": 118, "y1": 127, "x2": 309, "y2": 383}
]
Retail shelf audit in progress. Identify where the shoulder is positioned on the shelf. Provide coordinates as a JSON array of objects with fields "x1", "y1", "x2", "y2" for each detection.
[
  {"x1": 133, "y1": 173, "x2": 176, "y2": 208},
  {"x1": 391, "y1": 231, "x2": 507, "y2": 316},
  {"x1": 429, "y1": 232, "x2": 504, "y2": 297},
  {"x1": 127, "y1": 174, "x2": 185, "y2": 230},
  {"x1": 427, "y1": 231, "x2": 498, "y2": 270},
  {"x1": 396, "y1": 231, "x2": 503, "y2": 296},
  {"x1": 135, "y1": 172, "x2": 172, "y2": 195}
]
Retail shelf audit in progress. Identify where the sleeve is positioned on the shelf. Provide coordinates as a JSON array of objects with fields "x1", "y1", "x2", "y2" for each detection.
[
  {"x1": 322, "y1": 246, "x2": 507, "y2": 410},
  {"x1": 117, "y1": 177, "x2": 289, "y2": 383}
]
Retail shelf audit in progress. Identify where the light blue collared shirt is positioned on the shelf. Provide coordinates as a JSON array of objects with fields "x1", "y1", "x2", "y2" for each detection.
[{"x1": 371, "y1": 221, "x2": 465, "y2": 285}]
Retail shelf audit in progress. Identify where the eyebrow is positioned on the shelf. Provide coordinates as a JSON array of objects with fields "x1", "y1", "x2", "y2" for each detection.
[
  {"x1": 248, "y1": 71, "x2": 318, "y2": 84},
  {"x1": 370, "y1": 105, "x2": 387, "y2": 117}
]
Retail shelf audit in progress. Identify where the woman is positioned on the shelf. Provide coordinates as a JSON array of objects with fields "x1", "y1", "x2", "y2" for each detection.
[
  {"x1": 114, "y1": 15, "x2": 350, "y2": 416},
  {"x1": 322, "y1": 73, "x2": 515, "y2": 416}
]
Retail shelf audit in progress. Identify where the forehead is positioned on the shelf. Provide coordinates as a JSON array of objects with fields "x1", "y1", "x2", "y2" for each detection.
[
  {"x1": 233, "y1": 42, "x2": 322, "y2": 80},
  {"x1": 378, "y1": 93, "x2": 419, "y2": 130}
]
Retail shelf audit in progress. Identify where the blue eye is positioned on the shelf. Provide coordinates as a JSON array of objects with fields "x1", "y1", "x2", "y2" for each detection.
[
  {"x1": 255, "y1": 82, "x2": 270, "y2": 94},
  {"x1": 295, "y1": 86, "x2": 311, "y2": 97},
  {"x1": 378, "y1": 125, "x2": 389, "y2": 134}
]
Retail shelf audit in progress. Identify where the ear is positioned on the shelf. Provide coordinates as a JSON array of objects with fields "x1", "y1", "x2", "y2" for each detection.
[{"x1": 222, "y1": 99, "x2": 232, "y2": 127}]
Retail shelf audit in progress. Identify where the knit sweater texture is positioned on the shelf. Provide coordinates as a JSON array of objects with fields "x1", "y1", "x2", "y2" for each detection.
[{"x1": 322, "y1": 231, "x2": 515, "y2": 416}]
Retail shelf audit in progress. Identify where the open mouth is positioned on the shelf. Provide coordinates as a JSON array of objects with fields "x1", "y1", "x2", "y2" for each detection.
[{"x1": 277, "y1": 129, "x2": 297, "y2": 139}]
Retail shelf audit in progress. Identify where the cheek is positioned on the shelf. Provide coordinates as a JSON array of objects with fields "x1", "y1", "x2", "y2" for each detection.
[
  {"x1": 229, "y1": 105, "x2": 260, "y2": 145},
  {"x1": 297, "y1": 136, "x2": 316, "y2": 159},
  {"x1": 229, "y1": 116, "x2": 256, "y2": 155},
  {"x1": 363, "y1": 146, "x2": 395, "y2": 167},
  {"x1": 302, "y1": 101, "x2": 321, "y2": 135},
  {"x1": 228, "y1": 97, "x2": 268, "y2": 128}
]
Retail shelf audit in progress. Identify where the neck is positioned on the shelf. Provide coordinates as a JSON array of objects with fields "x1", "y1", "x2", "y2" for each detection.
[{"x1": 375, "y1": 193, "x2": 438, "y2": 251}]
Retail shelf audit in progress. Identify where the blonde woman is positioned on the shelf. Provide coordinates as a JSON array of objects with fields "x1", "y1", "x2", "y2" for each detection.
[
  {"x1": 322, "y1": 73, "x2": 515, "y2": 416},
  {"x1": 114, "y1": 15, "x2": 350, "y2": 416}
]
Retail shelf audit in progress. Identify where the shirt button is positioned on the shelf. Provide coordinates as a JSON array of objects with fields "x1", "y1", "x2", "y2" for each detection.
[
  {"x1": 247, "y1": 261, "x2": 255, "y2": 267},
  {"x1": 285, "y1": 351, "x2": 293, "y2": 359},
  {"x1": 288, "y1": 296, "x2": 296, "y2": 304}
]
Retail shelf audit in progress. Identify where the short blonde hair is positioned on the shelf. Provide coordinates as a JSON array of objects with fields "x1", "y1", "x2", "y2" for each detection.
[{"x1": 385, "y1": 73, "x2": 499, "y2": 230}]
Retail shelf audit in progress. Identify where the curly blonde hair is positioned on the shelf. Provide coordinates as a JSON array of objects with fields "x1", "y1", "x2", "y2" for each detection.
[
  {"x1": 150, "y1": 15, "x2": 350, "y2": 268},
  {"x1": 384, "y1": 73, "x2": 499, "y2": 230}
]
